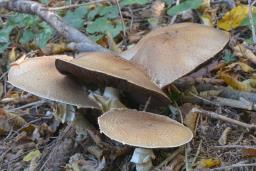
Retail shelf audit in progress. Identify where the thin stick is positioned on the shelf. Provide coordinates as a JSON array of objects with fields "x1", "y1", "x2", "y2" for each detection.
[
  {"x1": 115, "y1": 0, "x2": 127, "y2": 38},
  {"x1": 195, "y1": 162, "x2": 256, "y2": 171},
  {"x1": 46, "y1": 0, "x2": 107, "y2": 11},
  {"x1": 6, "y1": 99, "x2": 46, "y2": 112},
  {"x1": 143, "y1": 96, "x2": 151, "y2": 111},
  {"x1": 152, "y1": 148, "x2": 182, "y2": 170},
  {"x1": 170, "y1": 0, "x2": 180, "y2": 24},
  {"x1": 192, "y1": 108, "x2": 256, "y2": 129},
  {"x1": 192, "y1": 140, "x2": 202, "y2": 166},
  {"x1": 248, "y1": 0, "x2": 256, "y2": 43},
  {"x1": 214, "y1": 145, "x2": 256, "y2": 149}
]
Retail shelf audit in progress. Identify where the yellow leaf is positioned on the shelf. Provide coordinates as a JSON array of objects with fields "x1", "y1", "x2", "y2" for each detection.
[
  {"x1": 8, "y1": 47, "x2": 17, "y2": 63},
  {"x1": 201, "y1": 14, "x2": 213, "y2": 26},
  {"x1": 23, "y1": 150, "x2": 41, "y2": 162},
  {"x1": 41, "y1": 42, "x2": 70, "y2": 55},
  {"x1": 218, "y1": 5, "x2": 249, "y2": 31},
  {"x1": 226, "y1": 62, "x2": 254, "y2": 73},
  {"x1": 219, "y1": 72, "x2": 255, "y2": 91},
  {"x1": 197, "y1": 158, "x2": 221, "y2": 168}
]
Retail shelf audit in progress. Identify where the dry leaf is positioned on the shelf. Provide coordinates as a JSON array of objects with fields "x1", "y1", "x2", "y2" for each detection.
[
  {"x1": 41, "y1": 42, "x2": 70, "y2": 55},
  {"x1": 53, "y1": 103, "x2": 75, "y2": 123},
  {"x1": 0, "y1": 81, "x2": 3, "y2": 98},
  {"x1": 197, "y1": 158, "x2": 221, "y2": 168},
  {"x1": 226, "y1": 62, "x2": 254, "y2": 73},
  {"x1": 151, "y1": 0, "x2": 165, "y2": 18},
  {"x1": 9, "y1": 46, "x2": 17, "y2": 63},
  {"x1": 199, "y1": 90, "x2": 222, "y2": 97},
  {"x1": 181, "y1": 103, "x2": 199, "y2": 133},
  {"x1": 23, "y1": 150, "x2": 41, "y2": 162},
  {"x1": 200, "y1": 14, "x2": 213, "y2": 26},
  {"x1": 0, "y1": 108, "x2": 27, "y2": 135},
  {"x1": 219, "y1": 72, "x2": 255, "y2": 91},
  {"x1": 162, "y1": 154, "x2": 185, "y2": 171},
  {"x1": 218, "y1": 127, "x2": 231, "y2": 145},
  {"x1": 242, "y1": 148, "x2": 256, "y2": 158},
  {"x1": 234, "y1": 44, "x2": 256, "y2": 64},
  {"x1": 218, "y1": 5, "x2": 250, "y2": 31}
]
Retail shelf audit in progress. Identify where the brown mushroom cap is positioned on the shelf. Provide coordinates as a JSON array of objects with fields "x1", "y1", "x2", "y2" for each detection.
[
  {"x1": 55, "y1": 52, "x2": 170, "y2": 106},
  {"x1": 126, "y1": 23, "x2": 229, "y2": 88},
  {"x1": 8, "y1": 56, "x2": 99, "y2": 109},
  {"x1": 98, "y1": 109, "x2": 193, "y2": 148}
]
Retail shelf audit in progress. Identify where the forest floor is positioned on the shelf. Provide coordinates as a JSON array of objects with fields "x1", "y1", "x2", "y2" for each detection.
[{"x1": 1, "y1": 0, "x2": 256, "y2": 170}]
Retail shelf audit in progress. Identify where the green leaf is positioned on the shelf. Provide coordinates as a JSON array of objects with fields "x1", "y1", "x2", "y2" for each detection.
[
  {"x1": 109, "y1": 22, "x2": 123, "y2": 37},
  {"x1": 40, "y1": 0, "x2": 49, "y2": 4},
  {"x1": 35, "y1": 23, "x2": 53, "y2": 48},
  {"x1": 64, "y1": 6, "x2": 88, "y2": 28},
  {"x1": 0, "y1": 26, "x2": 13, "y2": 43},
  {"x1": 20, "y1": 30, "x2": 35, "y2": 44},
  {"x1": 89, "y1": 34, "x2": 104, "y2": 42},
  {"x1": 86, "y1": 17, "x2": 122, "y2": 38},
  {"x1": 23, "y1": 150, "x2": 41, "y2": 162},
  {"x1": 240, "y1": 14, "x2": 256, "y2": 27},
  {"x1": 120, "y1": 0, "x2": 149, "y2": 6},
  {"x1": 87, "y1": 17, "x2": 113, "y2": 33},
  {"x1": 99, "y1": 6, "x2": 119, "y2": 19},
  {"x1": 167, "y1": 0, "x2": 203, "y2": 16},
  {"x1": 0, "y1": 26, "x2": 13, "y2": 53},
  {"x1": 223, "y1": 49, "x2": 237, "y2": 64},
  {"x1": 8, "y1": 14, "x2": 38, "y2": 28},
  {"x1": 87, "y1": 6, "x2": 102, "y2": 20}
]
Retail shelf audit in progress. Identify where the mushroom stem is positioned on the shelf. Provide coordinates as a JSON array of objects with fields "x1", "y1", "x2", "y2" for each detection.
[
  {"x1": 130, "y1": 148, "x2": 156, "y2": 171},
  {"x1": 89, "y1": 87, "x2": 126, "y2": 112},
  {"x1": 103, "y1": 87, "x2": 119, "y2": 100}
]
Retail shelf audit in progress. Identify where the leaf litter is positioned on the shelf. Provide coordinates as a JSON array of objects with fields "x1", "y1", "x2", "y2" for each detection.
[{"x1": 2, "y1": 0, "x2": 256, "y2": 171}]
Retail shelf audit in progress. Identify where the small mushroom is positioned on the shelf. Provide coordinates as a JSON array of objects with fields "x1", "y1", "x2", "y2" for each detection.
[
  {"x1": 8, "y1": 55, "x2": 99, "y2": 109},
  {"x1": 98, "y1": 108, "x2": 193, "y2": 171},
  {"x1": 122, "y1": 23, "x2": 230, "y2": 88},
  {"x1": 55, "y1": 52, "x2": 170, "y2": 107}
]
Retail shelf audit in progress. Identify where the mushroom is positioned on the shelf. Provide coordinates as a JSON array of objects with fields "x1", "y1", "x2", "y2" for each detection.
[
  {"x1": 121, "y1": 23, "x2": 230, "y2": 88},
  {"x1": 98, "y1": 108, "x2": 193, "y2": 171},
  {"x1": 8, "y1": 55, "x2": 100, "y2": 121},
  {"x1": 55, "y1": 52, "x2": 170, "y2": 109}
]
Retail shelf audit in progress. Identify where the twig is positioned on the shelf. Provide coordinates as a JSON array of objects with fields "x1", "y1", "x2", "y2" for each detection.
[
  {"x1": 214, "y1": 145, "x2": 256, "y2": 149},
  {"x1": 39, "y1": 124, "x2": 73, "y2": 171},
  {"x1": 6, "y1": 99, "x2": 46, "y2": 112},
  {"x1": 0, "y1": 0, "x2": 107, "y2": 52},
  {"x1": 215, "y1": 97, "x2": 256, "y2": 111},
  {"x1": 196, "y1": 162, "x2": 256, "y2": 171},
  {"x1": 211, "y1": 0, "x2": 236, "y2": 8},
  {"x1": 143, "y1": 96, "x2": 151, "y2": 111},
  {"x1": 192, "y1": 107, "x2": 256, "y2": 129},
  {"x1": 115, "y1": 0, "x2": 127, "y2": 38},
  {"x1": 248, "y1": 0, "x2": 256, "y2": 43},
  {"x1": 0, "y1": 71, "x2": 8, "y2": 81},
  {"x1": 46, "y1": 0, "x2": 107, "y2": 11},
  {"x1": 192, "y1": 140, "x2": 202, "y2": 167},
  {"x1": 170, "y1": 0, "x2": 180, "y2": 24},
  {"x1": 153, "y1": 148, "x2": 182, "y2": 170}
]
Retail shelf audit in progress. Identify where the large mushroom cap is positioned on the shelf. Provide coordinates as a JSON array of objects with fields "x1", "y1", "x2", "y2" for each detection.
[
  {"x1": 125, "y1": 23, "x2": 229, "y2": 88},
  {"x1": 98, "y1": 109, "x2": 193, "y2": 148},
  {"x1": 55, "y1": 52, "x2": 170, "y2": 106},
  {"x1": 8, "y1": 56, "x2": 99, "y2": 109}
]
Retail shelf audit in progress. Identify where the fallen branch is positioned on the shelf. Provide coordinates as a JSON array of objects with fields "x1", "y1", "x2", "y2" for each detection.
[
  {"x1": 196, "y1": 162, "x2": 256, "y2": 171},
  {"x1": 0, "y1": 0, "x2": 107, "y2": 52},
  {"x1": 192, "y1": 107, "x2": 256, "y2": 129},
  {"x1": 214, "y1": 145, "x2": 256, "y2": 149}
]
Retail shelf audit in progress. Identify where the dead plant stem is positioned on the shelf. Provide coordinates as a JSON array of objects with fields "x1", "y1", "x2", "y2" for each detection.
[{"x1": 192, "y1": 108, "x2": 256, "y2": 129}]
